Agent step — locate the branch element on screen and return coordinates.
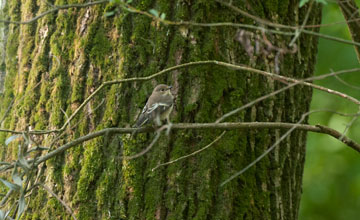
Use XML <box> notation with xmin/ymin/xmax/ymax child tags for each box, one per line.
<box><xmin>337</xmin><ymin>0</ymin><xmax>360</xmax><ymax>62</ymax></box>
<box><xmin>334</xmin><ymin>74</ymin><xmax>360</xmax><ymax>90</ymax></box>
<box><xmin>122</xmin><ymin>131</ymin><xmax>162</xmax><ymax>160</ymax></box>
<box><xmin>31</xmin><ymin>122</ymin><xmax>360</xmax><ymax>164</ymax></box>
<box><xmin>0</xmin><ymin>61</ymin><xmax>358</xmax><ymax>136</ymax></box>
<box><xmin>215</xmin><ymin>0</ymin><xmax>360</xmax><ymax>47</ymax></box>
<box><xmin>1</xmin><ymin>0</ymin><xmax>359</xmax><ymax>49</ymax></box>
<box><xmin>151</xmin><ymin>131</ymin><xmax>226</xmax><ymax>171</ymax></box>
<box><xmin>0</xmin><ymin>0</ymin><xmax>108</xmax><ymax>24</ymax></box>
<box><xmin>289</xmin><ymin>0</ymin><xmax>314</xmax><ymax>46</ymax></box>
<box><xmin>218</xmin><ymin>108</ymin><xmax>359</xmax><ymax>186</ymax></box>
<box><xmin>56</xmin><ymin>62</ymin><xmax>360</xmax><ymax>133</ymax></box>
<box><xmin>41</xmin><ymin>184</ymin><xmax>77</xmax><ymax>220</ymax></box>
<box><xmin>220</xmin><ymin>111</ymin><xmax>311</xmax><ymax>186</ymax></box>
<box><xmin>0</xmin><ymin>121</ymin><xmax>358</xmax><ymax>173</ymax></box>
<box><xmin>121</xmin><ymin>3</ymin><xmax>294</xmax><ymax>36</ymax></box>
<box><xmin>219</xmin><ymin>109</ymin><xmax>359</xmax><ymax>186</ymax></box>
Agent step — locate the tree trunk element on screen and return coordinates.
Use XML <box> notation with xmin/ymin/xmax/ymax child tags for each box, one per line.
<box><xmin>0</xmin><ymin>0</ymin><xmax>321</xmax><ymax>219</ymax></box>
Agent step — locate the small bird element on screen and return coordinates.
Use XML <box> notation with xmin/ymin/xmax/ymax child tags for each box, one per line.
<box><xmin>134</xmin><ymin>84</ymin><xmax>174</xmax><ymax>127</ymax></box>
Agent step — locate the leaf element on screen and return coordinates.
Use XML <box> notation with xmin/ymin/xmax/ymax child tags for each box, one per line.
<box><xmin>12</xmin><ymin>173</ymin><xmax>22</xmax><ymax>187</ymax></box>
<box><xmin>16</xmin><ymin>193</ymin><xmax>25</xmax><ymax>220</ymax></box>
<box><xmin>21</xmin><ymin>133</ymin><xmax>30</xmax><ymax>145</ymax></box>
<box><xmin>299</xmin><ymin>0</ymin><xmax>309</xmax><ymax>7</ymax></box>
<box><xmin>126</xmin><ymin>0</ymin><xmax>133</xmax><ymax>3</ymax></box>
<box><xmin>160</xmin><ymin>13</ymin><xmax>166</xmax><ymax>20</ymax></box>
<box><xmin>316</xmin><ymin>0</ymin><xmax>327</xmax><ymax>4</ymax></box>
<box><xmin>0</xmin><ymin>209</ymin><xmax>11</xmax><ymax>220</ymax></box>
<box><xmin>149</xmin><ymin>9</ymin><xmax>159</xmax><ymax>18</ymax></box>
<box><xmin>0</xmin><ymin>178</ymin><xmax>20</xmax><ymax>191</ymax></box>
<box><xmin>3</xmin><ymin>209</ymin><xmax>10</xmax><ymax>220</ymax></box>
<box><xmin>18</xmin><ymin>145</ymin><xmax>30</xmax><ymax>171</ymax></box>
<box><xmin>18</xmin><ymin>154</ymin><xmax>30</xmax><ymax>171</ymax></box>
<box><xmin>105</xmin><ymin>11</ymin><xmax>115</xmax><ymax>17</ymax></box>
<box><xmin>12</xmin><ymin>166</ymin><xmax>23</xmax><ymax>188</ymax></box>
<box><xmin>5</xmin><ymin>135</ymin><xmax>21</xmax><ymax>146</ymax></box>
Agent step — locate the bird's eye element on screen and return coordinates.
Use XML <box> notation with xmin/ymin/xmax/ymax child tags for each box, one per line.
<box><xmin>161</xmin><ymin>89</ymin><xmax>164</xmax><ymax>92</ymax></box>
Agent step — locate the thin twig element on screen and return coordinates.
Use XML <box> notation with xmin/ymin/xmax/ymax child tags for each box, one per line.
<box><xmin>121</xmin><ymin>4</ymin><xmax>294</xmax><ymax>36</ymax></box>
<box><xmin>301</xmin><ymin>18</ymin><xmax>360</xmax><ymax>28</ymax></box>
<box><xmin>334</xmin><ymin>74</ymin><xmax>360</xmax><ymax>90</ymax></box>
<box><xmin>220</xmin><ymin>109</ymin><xmax>316</xmax><ymax>186</ymax></box>
<box><xmin>339</xmin><ymin>106</ymin><xmax>360</xmax><ymax>140</ymax></box>
<box><xmin>122</xmin><ymin>131</ymin><xmax>162</xmax><ymax>160</ymax></box>
<box><xmin>0</xmin><ymin>0</ymin><xmax>108</xmax><ymax>25</ymax></box>
<box><xmin>0</xmin><ymin>0</ymin><xmax>359</xmax><ymax>49</ymax></box>
<box><xmin>216</xmin><ymin>82</ymin><xmax>299</xmax><ymax>123</ymax></box>
<box><xmin>337</xmin><ymin>0</ymin><xmax>360</xmax><ymax>62</ymax></box>
<box><xmin>31</xmin><ymin>121</ymin><xmax>360</xmax><ymax>163</ymax></box>
<box><xmin>289</xmin><ymin>0</ymin><xmax>314</xmax><ymax>46</ymax></box>
<box><xmin>151</xmin><ymin>131</ymin><xmax>226</xmax><ymax>171</ymax></box>
<box><xmin>0</xmin><ymin>99</ymin><xmax>15</xmax><ymax>125</ymax></box>
<box><xmin>41</xmin><ymin>184</ymin><xmax>77</xmax><ymax>220</ymax></box>
<box><xmin>215</xmin><ymin>0</ymin><xmax>360</xmax><ymax>47</ymax></box>
<box><xmin>215</xmin><ymin>65</ymin><xmax>360</xmax><ymax>124</ymax></box>
<box><xmin>0</xmin><ymin>62</ymin><xmax>358</xmax><ymax>136</ymax></box>
<box><xmin>59</xmin><ymin>62</ymin><xmax>360</xmax><ymax>134</ymax></box>
<box><xmin>0</xmin><ymin>189</ymin><xmax>13</xmax><ymax>207</ymax></box>
<box><xmin>0</xmin><ymin>119</ymin><xmax>359</xmax><ymax>174</ymax></box>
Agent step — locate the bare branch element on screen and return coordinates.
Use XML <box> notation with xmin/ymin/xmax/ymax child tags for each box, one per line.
<box><xmin>1</xmin><ymin>0</ymin><xmax>359</xmax><ymax>49</ymax></box>
<box><xmin>338</xmin><ymin>107</ymin><xmax>360</xmax><ymax>140</ymax></box>
<box><xmin>151</xmin><ymin>131</ymin><xmax>226</xmax><ymax>171</ymax></box>
<box><xmin>0</xmin><ymin>189</ymin><xmax>13</xmax><ymax>207</ymax></box>
<box><xmin>0</xmin><ymin>0</ymin><xmax>108</xmax><ymax>25</ymax></box>
<box><xmin>215</xmin><ymin>0</ymin><xmax>360</xmax><ymax>47</ymax></box>
<box><xmin>0</xmin><ymin>119</ymin><xmax>358</xmax><ymax>174</ymax></box>
<box><xmin>289</xmin><ymin>0</ymin><xmax>314</xmax><ymax>46</ymax></box>
<box><xmin>60</xmin><ymin>62</ymin><xmax>360</xmax><ymax>134</ymax></box>
<box><xmin>0</xmin><ymin>99</ymin><xmax>15</xmax><ymax>125</ymax></box>
<box><xmin>41</xmin><ymin>184</ymin><xmax>77</xmax><ymax>220</ymax></box>
<box><xmin>121</xmin><ymin>3</ymin><xmax>294</xmax><ymax>36</ymax></box>
<box><xmin>32</xmin><ymin>121</ymin><xmax>360</xmax><ymax>163</ymax></box>
<box><xmin>0</xmin><ymin>61</ymin><xmax>358</xmax><ymax>136</ymax></box>
<box><xmin>216</xmin><ymin>67</ymin><xmax>360</xmax><ymax>124</ymax></box>
<box><xmin>122</xmin><ymin>131</ymin><xmax>162</xmax><ymax>160</ymax></box>
<box><xmin>337</xmin><ymin>0</ymin><xmax>360</xmax><ymax>62</ymax></box>
<box><xmin>220</xmin><ymin>109</ymin><xmax>320</xmax><ymax>186</ymax></box>
<box><xmin>334</xmin><ymin>74</ymin><xmax>360</xmax><ymax>90</ymax></box>
<box><xmin>302</xmin><ymin>18</ymin><xmax>360</xmax><ymax>28</ymax></box>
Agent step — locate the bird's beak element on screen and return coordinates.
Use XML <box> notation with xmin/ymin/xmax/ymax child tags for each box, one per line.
<box><xmin>167</xmin><ymin>85</ymin><xmax>172</xmax><ymax>90</ymax></box>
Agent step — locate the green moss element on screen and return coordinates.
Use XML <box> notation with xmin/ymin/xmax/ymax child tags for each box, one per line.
<box><xmin>76</xmin><ymin>136</ymin><xmax>106</xmax><ymax>219</ymax></box>
<box><xmin>83</xmin><ymin>22</ymin><xmax>112</xmax><ymax>68</ymax></box>
<box><xmin>278</xmin><ymin>0</ymin><xmax>290</xmax><ymax>17</ymax></box>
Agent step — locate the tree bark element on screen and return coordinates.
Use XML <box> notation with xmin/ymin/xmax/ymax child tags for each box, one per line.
<box><xmin>0</xmin><ymin>0</ymin><xmax>321</xmax><ymax>219</ymax></box>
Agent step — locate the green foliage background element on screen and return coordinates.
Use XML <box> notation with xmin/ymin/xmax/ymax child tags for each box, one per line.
<box><xmin>300</xmin><ymin>1</ymin><xmax>360</xmax><ymax>219</ymax></box>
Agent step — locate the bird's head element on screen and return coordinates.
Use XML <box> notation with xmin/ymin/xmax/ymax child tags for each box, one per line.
<box><xmin>153</xmin><ymin>84</ymin><xmax>173</xmax><ymax>96</ymax></box>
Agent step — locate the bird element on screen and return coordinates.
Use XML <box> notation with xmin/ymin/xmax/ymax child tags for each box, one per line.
<box><xmin>134</xmin><ymin>84</ymin><xmax>174</xmax><ymax>128</ymax></box>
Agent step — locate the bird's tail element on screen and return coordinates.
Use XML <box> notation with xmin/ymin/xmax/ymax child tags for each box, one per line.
<box><xmin>133</xmin><ymin>114</ymin><xmax>149</xmax><ymax>128</ymax></box>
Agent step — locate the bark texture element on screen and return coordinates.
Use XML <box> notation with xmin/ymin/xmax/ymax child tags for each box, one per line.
<box><xmin>0</xmin><ymin>0</ymin><xmax>321</xmax><ymax>219</ymax></box>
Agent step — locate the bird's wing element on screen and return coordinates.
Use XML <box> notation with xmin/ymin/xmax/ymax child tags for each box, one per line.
<box><xmin>135</xmin><ymin>99</ymin><xmax>173</xmax><ymax>127</ymax></box>
<box><xmin>134</xmin><ymin>104</ymin><xmax>150</xmax><ymax>127</ymax></box>
<box><xmin>146</xmin><ymin>102</ymin><xmax>171</xmax><ymax>113</ymax></box>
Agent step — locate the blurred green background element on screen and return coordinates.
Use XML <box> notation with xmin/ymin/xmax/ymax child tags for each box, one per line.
<box><xmin>299</xmin><ymin>1</ymin><xmax>360</xmax><ymax>220</ymax></box>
